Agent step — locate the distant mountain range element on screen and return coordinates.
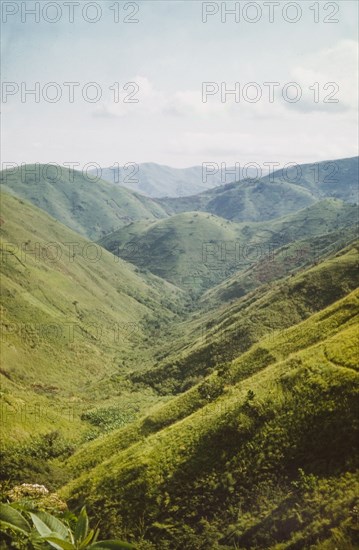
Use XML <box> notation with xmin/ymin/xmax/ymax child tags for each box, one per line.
<box><xmin>1</xmin><ymin>158</ymin><xmax>357</xmax><ymax>243</ymax></box>
<box><xmin>157</xmin><ymin>156</ymin><xmax>359</xmax><ymax>221</ymax></box>
<box><xmin>94</xmin><ymin>162</ymin><xmax>259</xmax><ymax>198</ymax></box>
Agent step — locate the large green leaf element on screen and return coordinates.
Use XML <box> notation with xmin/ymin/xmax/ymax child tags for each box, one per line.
<box><xmin>0</xmin><ymin>503</ymin><xmax>31</xmax><ymax>534</ymax></box>
<box><xmin>30</xmin><ymin>511</ymin><xmax>69</xmax><ymax>540</ymax></box>
<box><xmin>78</xmin><ymin>528</ymin><xmax>96</xmax><ymax>548</ymax></box>
<box><xmin>43</xmin><ymin>536</ymin><xmax>74</xmax><ymax>550</ymax></box>
<box><xmin>74</xmin><ymin>506</ymin><xmax>89</xmax><ymax>544</ymax></box>
<box><xmin>89</xmin><ymin>541</ymin><xmax>135</xmax><ymax>549</ymax></box>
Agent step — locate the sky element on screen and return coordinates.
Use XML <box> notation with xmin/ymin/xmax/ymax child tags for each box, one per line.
<box><xmin>1</xmin><ymin>0</ymin><xmax>358</xmax><ymax>169</ymax></box>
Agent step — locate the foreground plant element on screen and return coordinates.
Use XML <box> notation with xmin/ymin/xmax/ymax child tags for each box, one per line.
<box><xmin>7</xmin><ymin>483</ymin><xmax>68</xmax><ymax>515</ymax></box>
<box><xmin>0</xmin><ymin>503</ymin><xmax>134</xmax><ymax>549</ymax></box>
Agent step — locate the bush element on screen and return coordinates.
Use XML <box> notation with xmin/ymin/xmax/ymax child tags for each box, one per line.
<box><xmin>81</xmin><ymin>406</ymin><xmax>136</xmax><ymax>432</ymax></box>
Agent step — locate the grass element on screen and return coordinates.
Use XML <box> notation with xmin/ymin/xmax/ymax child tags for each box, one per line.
<box><xmin>202</xmin><ymin>225</ymin><xmax>358</xmax><ymax>307</ymax></box>
<box><xmin>99</xmin><ymin>198</ymin><xmax>357</xmax><ymax>293</ymax></box>
<box><xmin>128</xmin><ymin>240</ymin><xmax>359</xmax><ymax>393</ymax></box>
<box><xmin>0</xmin><ymin>191</ymin><xmax>184</xmax><ymax>445</ymax></box>
<box><xmin>156</xmin><ymin>156</ymin><xmax>358</xmax><ymax>221</ymax></box>
<box><xmin>0</xmin><ymin>165</ymin><xmax>168</xmax><ymax>240</ymax></box>
<box><xmin>60</xmin><ymin>287</ymin><xmax>359</xmax><ymax>549</ymax></box>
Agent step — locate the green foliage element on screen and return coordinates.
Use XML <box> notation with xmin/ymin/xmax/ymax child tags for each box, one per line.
<box><xmin>198</xmin><ymin>375</ymin><xmax>225</xmax><ymax>401</ymax></box>
<box><xmin>291</xmin><ymin>468</ymin><xmax>319</xmax><ymax>493</ymax></box>
<box><xmin>5</xmin><ymin>484</ymin><xmax>67</xmax><ymax>516</ymax></box>
<box><xmin>0</xmin><ymin>432</ymin><xmax>75</xmax><ymax>491</ymax></box>
<box><xmin>0</xmin><ymin>503</ymin><xmax>31</xmax><ymax>534</ymax></box>
<box><xmin>0</xmin><ymin>504</ymin><xmax>134</xmax><ymax>550</ymax></box>
<box><xmin>62</xmin><ymin>287</ymin><xmax>359</xmax><ymax>549</ymax></box>
<box><xmin>81</xmin><ymin>407</ymin><xmax>136</xmax><ymax>433</ymax></box>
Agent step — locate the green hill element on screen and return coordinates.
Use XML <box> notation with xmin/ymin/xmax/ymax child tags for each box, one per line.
<box><xmin>157</xmin><ymin>156</ymin><xmax>358</xmax><ymax>222</ymax></box>
<box><xmin>63</xmin><ymin>243</ymin><xmax>359</xmax><ymax>476</ymax></box>
<box><xmin>0</xmin><ymin>192</ymin><xmax>183</xmax><ymax>444</ymax></box>
<box><xmin>156</xmin><ymin>178</ymin><xmax>314</xmax><ymax>221</ymax></box>
<box><xmin>62</xmin><ymin>285</ymin><xmax>359</xmax><ymax>549</ymax></box>
<box><xmin>2</xmin><ymin>158</ymin><xmax>356</xmax><ymax>245</ymax></box>
<box><xmin>99</xmin><ymin>199</ymin><xmax>357</xmax><ymax>293</ymax></box>
<box><xmin>259</xmin><ymin>155</ymin><xmax>358</xmax><ymax>202</ymax></box>
<box><xmin>203</xmin><ymin>225</ymin><xmax>358</xmax><ymax>307</ymax></box>
<box><xmin>99</xmin><ymin>211</ymin><xmax>241</xmax><ymax>291</ymax></box>
<box><xmin>0</xmin><ymin>164</ymin><xmax>168</xmax><ymax>240</ymax></box>
<box><xmin>129</xmin><ymin>240</ymin><xmax>359</xmax><ymax>393</ymax></box>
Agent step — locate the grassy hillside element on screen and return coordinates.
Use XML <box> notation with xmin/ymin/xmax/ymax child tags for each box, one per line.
<box><xmin>156</xmin><ymin>178</ymin><xmax>314</xmax><ymax>221</ymax></box>
<box><xmin>129</xmin><ymin>240</ymin><xmax>359</xmax><ymax>393</ymax></box>
<box><xmin>99</xmin><ymin>199</ymin><xmax>357</xmax><ymax>293</ymax></box>
<box><xmin>60</xmin><ymin>242</ymin><xmax>359</xmax><ymax>476</ymax></box>
<box><xmin>0</xmin><ymin>192</ymin><xmax>184</xmax><ymax>445</ymax></box>
<box><xmin>259</xmin><ymin>155</ymin><xmax>358</xmax><ymax>202</ymax></box>
<box><xmin>61</xmin><ymin>287</ymin><xmax>359</xmax><ymax>549</ymax></box>
<box><xmin>0</xmin><ymin>164</ymin><xmax>168</xmax><ymax>240</ymax></box>
<box><xmin>203</xmin><ymin>225</ymin><xmax>358</xmax><ymax>307</ymax></box>
<box><xmin>157</xmin><ymin>156</ymin><xmax>358</xmax><ymax>222</ymax></box>
<box><xmin>99</xmin><ymin>212</ymin><xmax>241</xmax><ymax>292</ymax></box>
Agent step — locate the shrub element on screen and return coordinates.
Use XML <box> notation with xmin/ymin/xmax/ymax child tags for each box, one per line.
<box><xmin>0</xmin><ymin>503</ymin><xmax>135</xmax><ymax>549</ymax></box>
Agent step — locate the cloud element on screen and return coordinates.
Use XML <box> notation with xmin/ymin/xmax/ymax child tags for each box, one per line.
<box><xmin>166</xmin><ymin>90</ymin><xmax>229</xmax><ymax>117</ymax></box>
<box><xmin>283</xmin><ymin>40</ymin><xmax>358</xmax><ymax>113</ymax></box>
<box><xmin>167</xmin><ymin>124</ymin><xmax>358</xmax><ymax>166</ymax></box>
<box><xmin>93</xmin><ymin>77</ymin><xmax>229</xmax><ymax>119</ymax></box>
<box><xmin>93</xmin><ymin>76</ymin><xmax>166</xmax><ymax>118</ymax></box>
<box><xmin>93</xmin><ymin>40</ymin><xmax>359</xmax><ymax>124</ymax></box>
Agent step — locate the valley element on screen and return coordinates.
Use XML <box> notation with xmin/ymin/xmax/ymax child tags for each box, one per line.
<box><xmin>0</xmin><ymin>156</ymin><xmax>358</xmax><ymax>550</ymax></box>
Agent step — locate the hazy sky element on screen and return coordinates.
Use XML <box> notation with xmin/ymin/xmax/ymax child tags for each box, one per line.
<box><xmin>1</xmin><ymin>0</ymin><xmax>358</xmax><ymax>168</ymax></box>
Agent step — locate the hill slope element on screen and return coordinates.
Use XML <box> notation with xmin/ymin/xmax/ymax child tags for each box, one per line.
<box><xmin>157</xmin><ymin>156</ymin><xmax>358</xmax><ymax>222</ymax></box>
<box><xmin>202</xmin><ymin>224</ymin><xmax>359</xmax><ymax>307</ymax></box>
<box><xmin>99</xmin><ymin>211</ymin><xmax>241</xmax><ymax>291</ymax></box>
<box><xmin>0</xmin><ymin>165</ymin><xmax>168</xmax><ymax>240</ymax></box>
<box><xmin>0</xmin><ymin>192</ymin><xmax>183</xmax><ymax>443</ymax></box>
<box><xmin>62</xmin><ymin>285</ymin><xmax>359</xmax><ymax>549</ymax></box>
<box><xmin>129</xmin><ymin>240</ymin><xmax>359</xmax><ymax>393</ymax></box>
<box><xmin>99</xmin><ymin>199</ymin><xmax>358</xmax><ymax>292</ymax></box>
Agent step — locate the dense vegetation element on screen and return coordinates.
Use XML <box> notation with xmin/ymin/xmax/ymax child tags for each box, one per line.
<box><xmin>129</xmin><ymin>241</ymin><xmax>359</xmax><ymax>393</ymax></box>
<box><xmin>0</xmin><ymin>500</ymin><xmax>134</xmax><ymax>549</ymax></box>
<box><xmin>62</xmin><ymin>289</ymin><xmax>359</xmax><ymax>549</ymax></box>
